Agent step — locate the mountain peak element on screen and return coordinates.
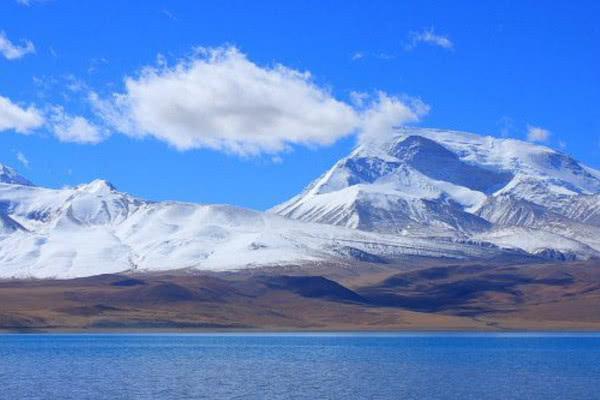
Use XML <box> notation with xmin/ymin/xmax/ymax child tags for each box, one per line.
<box><xmin>0</xmin><ymin>163</ymin><xmax>33</xmax><ymax>186</ymax></box>
<box><xmin>78</xmin><ymin>179</ymin><xmax>117</xmax><ymax>193</ymax></box>
<box><xmin>273</xmin><ymin>127</ymin><xmax>600</xmax><ymax>246</ymax></box>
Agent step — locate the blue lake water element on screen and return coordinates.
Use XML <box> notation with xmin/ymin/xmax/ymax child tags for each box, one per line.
<box><xmin>1</xmin><ymin>333</ymin><xmax>599</xmax><ymax>399</ymax></box>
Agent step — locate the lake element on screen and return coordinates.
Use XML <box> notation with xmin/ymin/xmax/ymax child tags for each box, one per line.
<box><xmin>0</xmin><ymin>333</ymin><xmax>599</xmax><ymax>399</ymax></box>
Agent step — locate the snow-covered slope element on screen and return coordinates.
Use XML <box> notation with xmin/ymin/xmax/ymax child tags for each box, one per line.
<box><xmin>0</xmin><ymin>162</ymin><xmax>513</xmax><ymax>278</ymax></box>
<box><xmin>272</xmin><ymin>127</ymin><xmax>600</xmax><ymax>259</ymax></box>
<box><xmin>2</xmin><ymin>127</ymin><xmax>599</xmax><ymax>278</ymax></box>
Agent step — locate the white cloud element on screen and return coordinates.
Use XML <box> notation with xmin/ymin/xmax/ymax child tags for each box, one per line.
<box><xmin>16</xmin><ymin>151</ymin><xmax>29</xmax><ymax>168</ymax></box>
<box><xmin>49</xmin><ymin>107</ymin><xmax>104</xmax><ymax>144</ymax></box>
<box><xmin>407</xmin><ymin>28</ymin><xmax>454</xmax><ymax>50</ymax></box>
<box><xmin>375</xmin><ymin>53</ymin><xmax>395</xmax><ymax>60</ymax></box>
<box><xmin>0</xmin><ymin>95</ymin><xmax>44</xmax><ymax>133</ymax></box>
<box><xmin>95</xmin><ymin>47</ymin><xmax>411</xmax><ymax>155</ymax></box>
<box><xmin>64</xmin><ymin>75</ymin><xmax>86</xmax><ymax>93</ymax></box>
<box><xmin>162</xmin><ymin>9</ymin><xmax>177</xmax><ymax>21</ymax></box>
<box><xmin>498</xmin><ymin>116</ymin><xmax>514</xmax><ymax>138</ymax></box>
<box><xmin>16</xmin><ymin>0</ymin><xmax>48</xmax><ymax>6</ymax></box>
<box><xmin>350</xmin><ymin>52</ymin><xmax>396</xmax><ymax>61</ymax></box>
<box><xmin>0</xmin><ymin>31</ymin><xmax>35</xmax><ymax>60</ymax></box>
<box><xmin>527</xmin><ymin>125</ymin><xmax>551</xmax><ymax>143</ymax></box>
<box><xmin>358</xmin><ymin>92</ymin><xmax>429</xmax><ymax>144</ymax></box>
<box><xmin>349</xmin><ymin>91</ymin><xmax>369</xmax><ymax>108</ymax></box>
<box><xmin>87</xmin><ymin>57</ymin><xmax>109</xmax><ymax>74</ymax></box>
<box><xmin>351</xmin><ymin>52</ymin><xmax>364</xmax><ymax>60</ymax></box>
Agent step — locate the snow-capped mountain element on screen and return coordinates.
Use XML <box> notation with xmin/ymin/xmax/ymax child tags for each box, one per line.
<box><xmin>1</xmin><ymin>127</ymin><xmax>599</xmax><ymax>278</ymax></box>
<box><xmin>272</xmin><ymin>127</ymin><xmax>600</xmax><ymax>259</ymax></box>
<box><xmin>0</xmin><ymin>162</ymin><xmax>512</xmax><ymax>278</ymax></box>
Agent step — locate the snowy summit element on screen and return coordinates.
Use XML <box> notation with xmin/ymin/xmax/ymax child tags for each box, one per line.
<box><xmin>1</xmin><ymin>128</ymin><xmax>600</xmax><ymax>278</ymax></box>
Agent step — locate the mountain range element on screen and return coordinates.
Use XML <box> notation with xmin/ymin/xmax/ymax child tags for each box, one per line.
<box><xmin>2</xmin><ymin>127</ymin><xmax>600</xmax><ymax>278</ymax></box>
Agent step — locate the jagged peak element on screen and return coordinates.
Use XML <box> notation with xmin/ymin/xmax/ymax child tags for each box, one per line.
<box><xmin>76</xmin><ymin>179</ymin><xmax>117</xmax><ymax>193</ymax></box>
<box><xmin>0</xmin><ymin>163</ymin><xmax>33</xmax><ymax>186</ymax></box>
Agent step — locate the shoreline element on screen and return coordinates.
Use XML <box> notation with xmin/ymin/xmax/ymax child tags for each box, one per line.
<box><xmin>3</xmin><ymin>326</ymin><xmax>600</xmax><ymax>334</ymax></box>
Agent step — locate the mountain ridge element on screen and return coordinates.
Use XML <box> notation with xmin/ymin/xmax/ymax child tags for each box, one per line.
<box><xmin>1</xmin><ymin>127</ymin><xmax>600</xmax><ymax>278</ymax></box>
<box><xmin>271</xmin><ymin>127</ymin><xmax>600</xmax><ymax>257</ymax></box>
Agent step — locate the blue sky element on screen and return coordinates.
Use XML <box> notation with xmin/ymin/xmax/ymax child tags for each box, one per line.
<box><xmin>0</xmin><ymin>0</ymin><xmax>598</xmax><ymax>209</ymax></box>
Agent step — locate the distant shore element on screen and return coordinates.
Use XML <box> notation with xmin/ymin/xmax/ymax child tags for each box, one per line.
<box><xmin>1</xmin><ymin>260</ymin><xmax>600</xmax><ymax>332</ymax></box>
